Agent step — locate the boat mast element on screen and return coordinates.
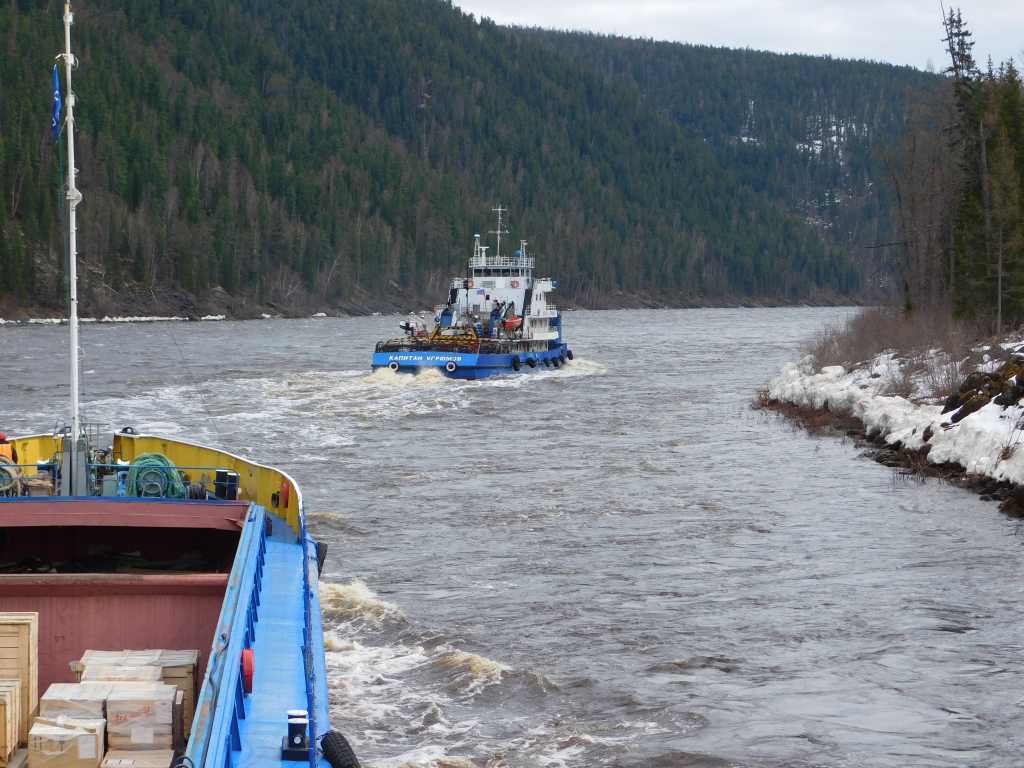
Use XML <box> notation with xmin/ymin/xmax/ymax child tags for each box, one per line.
<box><xmin>490</xmin><ymin>204</ymin><xmax>507</xmax><ymax>259</ymax></box>
<box><xmin>60</xmin><ymin>2</ymin><xmax>85</xmax><ymax>493</ymax></box>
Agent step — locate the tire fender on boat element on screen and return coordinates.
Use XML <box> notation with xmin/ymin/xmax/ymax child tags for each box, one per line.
<box><xmin>527</xmin><ymin>358</ymin><xmax>537</xmax><ymax>368</ymax></box>
<box><xmin>567</xmin><ymin>349</ymin><xmax>574</xmax><ymax>360</ymax></box>
<box><xmin>445</xmin><ymin>361</ymin><xmax>457</xmax><ymax>373</ymax></box>
<box><xmin>388</xmin><ymin>361</ymin><xmax>399</xmax><ymax>372</ymax></box>
<box><xmin>511</xmin><ymin>357</ymin><xmax>521</xmax><ymax>371</ymax></box>
<box><xmin>321</xmin><ymin>730</ymin><xmax>362</xmax><ymax>768</ymax></box>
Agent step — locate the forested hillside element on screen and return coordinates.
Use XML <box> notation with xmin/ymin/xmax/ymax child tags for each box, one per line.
<box><xmin>0</xmin><ymin>0</ymin><xmax>931</xmax><ymax>316</ymax></box>
<box><xmin>520</xmin><ymin>31</ymin><xmax>940</xmax><ymax>278</ymax></box>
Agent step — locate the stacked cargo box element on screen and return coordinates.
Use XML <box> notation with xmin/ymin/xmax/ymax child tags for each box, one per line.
<box><xmin>32</xmin><ymin>683</ymin><xmax>177</xmax><ymax>768</ymax></box>
<box><xmin>25</xmin><ymin>648</ymin><xmax>199</xmax><ymax>768</ymax></box>
<box><xmin>27</xmin><ymin>718</ymin><xmax>104</xmax><ymax>768</ymax></box>
<box><xmin>70</xmin><ymin>652</ymin><xmax>197</xmax><ymax>736</ymax></box>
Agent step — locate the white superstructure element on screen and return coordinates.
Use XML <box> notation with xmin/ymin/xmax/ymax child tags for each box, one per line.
<box><xmin>441</xmin><ymin>205</ymin><xmax>560</xmax><ymax>342</ymax></box>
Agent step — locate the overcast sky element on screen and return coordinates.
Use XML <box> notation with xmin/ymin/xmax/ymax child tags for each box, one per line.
<box><xmin>454</xmin><ymin>1</ymin><xmax>1021</xmax><ymax>70</ymax></box>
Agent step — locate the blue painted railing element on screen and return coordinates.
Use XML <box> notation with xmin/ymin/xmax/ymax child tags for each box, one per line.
<box><xmin>185</xmin><ymin>504</ymin><xmax>267</xmax><ymax>768</ymax></box>
<box><xmin>300</xmin><ymin>512</ymin><xmax>330</xmax><ymax>767</ymax></box>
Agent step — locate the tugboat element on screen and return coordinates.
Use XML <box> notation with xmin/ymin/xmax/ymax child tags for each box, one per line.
<box><xmin>0</xmin><ymin>6</ymin><xmax>359</xmax><ymax>767</ymax></box>
<box><xmin>372</xmin><ymin>206</ymin><xmax>574</xmax><ymax>379</ymax></box>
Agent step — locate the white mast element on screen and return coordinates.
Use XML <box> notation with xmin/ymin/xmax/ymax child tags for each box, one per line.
<box><xmin>60</xmin><ymin>2</ymin><xmax>84</xmax><ymax>492</ymax></box>
<box><xmin>490</xmin><ymin>204</ymin><xmax>507</xmax><ymax>259</ymax></box>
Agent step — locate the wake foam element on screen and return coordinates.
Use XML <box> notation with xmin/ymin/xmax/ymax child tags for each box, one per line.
<box><xmin>320</xmin><ymin>579</ymin><xmax>403</xmax><ymax>627</ymax></box>
<box><xmin>432</xmin><ymin>650</ymin><xmax>510</xmax><ymax>695</ymax></box>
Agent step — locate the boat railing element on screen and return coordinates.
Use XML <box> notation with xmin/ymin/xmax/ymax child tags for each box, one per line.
<box><xmin>300</xmin><ymin>505</ymin><xmax>328</xmax><ymax>766</ymax></box>
<box><xmin>0</xmin><ymin>461</ymin><xmax>250</xmax><ymax>499</ymax></box>
<box><xmin>186</xmin><ymin>503</ymin><xmax>269</xmax><ymax>767</ymax></box>
<box><xmin>469</xmin><ymin>255</ymin><xmax>535</xmax><ymax>269</ymax></box>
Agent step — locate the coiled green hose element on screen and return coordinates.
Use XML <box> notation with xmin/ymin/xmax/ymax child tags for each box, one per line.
<box><xmin>125</xmin><ymin>452</ymin><xmax>187</xmax><ymax>499</ymax></box>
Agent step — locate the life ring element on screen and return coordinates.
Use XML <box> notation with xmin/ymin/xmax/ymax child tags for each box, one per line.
<box><xmin>510</xmin><ymin>280</ymin><xmax>519</xmax><ymax>288</ymax></box>
<box><xmin>511</xmin><ymin>357</ymin><xmax>521</xmax><ymax>371</ymax></box>
<box><xmin>444</xmin><ymin>361</ymin><xmax>457</xmax><ymax>373</ymax></box>
<box><xmin>388</xmin><ymin>361</ymin><xmax>399</xmax><ymax>372</ymax></box>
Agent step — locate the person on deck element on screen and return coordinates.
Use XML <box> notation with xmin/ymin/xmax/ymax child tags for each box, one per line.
<box><xmin>0</xmin><ymin>433</ymin><xmax>17</xmax><ymax>464</ymax></box>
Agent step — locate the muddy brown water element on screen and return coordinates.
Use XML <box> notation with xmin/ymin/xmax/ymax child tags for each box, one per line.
<box><xmin>3</xmin><ymin>308</ymin><xmax>1022</xmax><ymax>767</ymax></box>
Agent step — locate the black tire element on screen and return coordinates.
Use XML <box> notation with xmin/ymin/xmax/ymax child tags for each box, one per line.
<box><xmin>511</xmin><ymin>357</ymin><xmax>521</xmax><ymax>371</ymax></box>
<box><xmin>566</xmin><ymin>349</ymin><xmax>574</xmax><ymax>360</ymax></box>
<box><xmin>321</xmin><ymin>730</ymin><xmax>361</xmax><ymax>768</ymax></box>
<box><xmin>527</xmin><ymin>358</ymin><xmax>537</xmax><ymax>368</ymax></box>
<box><xmin>543</xmin><ymin>358</ymin><xmax>551</xmax><ymax>367</ymax></box>
<box><xmin>559</xmin><ymin>352</ymin><xmax>566</xmax><ymax>364</ymax></box>
<box><xmin>315</xmin><ymin>539</ymin><xmax>329</xmax><ymax>576</ymax></box>
<box><xmin>552</xmin><ymin>358</ymin><xmax>560</xmax><ymax>368</ymax></box>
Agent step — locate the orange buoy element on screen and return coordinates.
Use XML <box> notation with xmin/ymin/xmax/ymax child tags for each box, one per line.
<box><xmin>241</xmin><ymin>648</ymin><xmax>255</xmax><ymax>693</ymax></box>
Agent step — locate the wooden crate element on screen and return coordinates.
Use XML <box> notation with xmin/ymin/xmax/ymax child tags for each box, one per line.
<box><xmin>0</xmin><ymin>679</ymin><xmax>21</xmax><ymax>765</ymax></box>
<box><xmin>0</xmin><ymin>614</ymin><xmax>37</xmax><ymax>747</ymax></box>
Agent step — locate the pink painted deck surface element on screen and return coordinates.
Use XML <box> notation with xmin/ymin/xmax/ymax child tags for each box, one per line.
<box><xmin>0</xmin><ymin>573</ymin><xmax>227</xmax><ymax>694</ymax></box>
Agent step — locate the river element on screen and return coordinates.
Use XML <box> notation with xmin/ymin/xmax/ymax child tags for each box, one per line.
<box><xmin>2</xmin><ymin>308</ymin><xmax>1021</xmax><ymax>767</ymax></box>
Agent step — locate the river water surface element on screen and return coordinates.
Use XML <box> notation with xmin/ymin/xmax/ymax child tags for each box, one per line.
<box><xmin>2</xmin><ymin>308</ymin><xmax>1022</xmax><ymax>767</ymax></box>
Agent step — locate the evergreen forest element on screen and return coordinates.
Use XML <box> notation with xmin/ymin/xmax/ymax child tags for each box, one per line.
<box><xmin>888</xmin><ymin>11</ymin><xmax>1024</xmax><ymax>333</ymax></box>
<box><xmin>0</xmin><ymin>0</ymin><xmax>954</xmax><ymax>316</ymax></box>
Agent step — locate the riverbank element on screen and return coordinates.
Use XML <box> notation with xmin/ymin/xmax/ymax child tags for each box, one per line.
<box><xmin>761</xmin><ymin>337</ymin><xmax>1024</xmax><ymax>516</ymax></box>
<box><xmin>0</xmin><ymin>287</ymin><xmax>858</xmax><ymax>323</ymax></box>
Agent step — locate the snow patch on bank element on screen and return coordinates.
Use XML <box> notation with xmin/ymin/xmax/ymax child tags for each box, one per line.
<box><xmin>1</xmin><ymin>315</ymin><xmax>216</xmax><ymax>325</ymax></box>
<box><xmin>768</xmin><ymin>353</ymin><xmax>1024</xmax><ymax>485</ymax></box>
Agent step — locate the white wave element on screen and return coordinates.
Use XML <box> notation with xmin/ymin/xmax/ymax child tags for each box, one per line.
<box><xmin>320</xmin><ymin>580</ymin><xmax>403</xmax><ymax>627</ymax></box>
<box><xmin>371</xmin><ymin>748</ymin><xmax>477</xmax><ymax>768</ymax></box>
<box><xmin>432</xmin><ymin>650</ymin><xmax>510</xmax><ymax>696</ymax></box>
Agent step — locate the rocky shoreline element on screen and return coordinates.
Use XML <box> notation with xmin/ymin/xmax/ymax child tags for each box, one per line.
<box><xmin>0</xmin><ymin>289</ymin><xmax>859</xmax><ymax>324</ymax></box>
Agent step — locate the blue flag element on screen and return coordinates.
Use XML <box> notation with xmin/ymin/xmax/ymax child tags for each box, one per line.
<box><xmin>51</xmin><ymin>64</ymin><xmax>62</xmax><ymax>141</ymax></box>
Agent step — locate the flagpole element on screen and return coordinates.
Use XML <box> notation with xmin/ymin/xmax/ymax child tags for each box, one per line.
<box><xmin>61</xmin><ymin>1</ymin><xmax>83</xmax><ymax>491</ymax></box>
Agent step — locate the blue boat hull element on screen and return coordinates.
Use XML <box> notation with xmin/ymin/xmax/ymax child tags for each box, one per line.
<box><xmin>372</xmin><ymin>343</ymin><xmax>573</xmax><ymax>379</ymax></box>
